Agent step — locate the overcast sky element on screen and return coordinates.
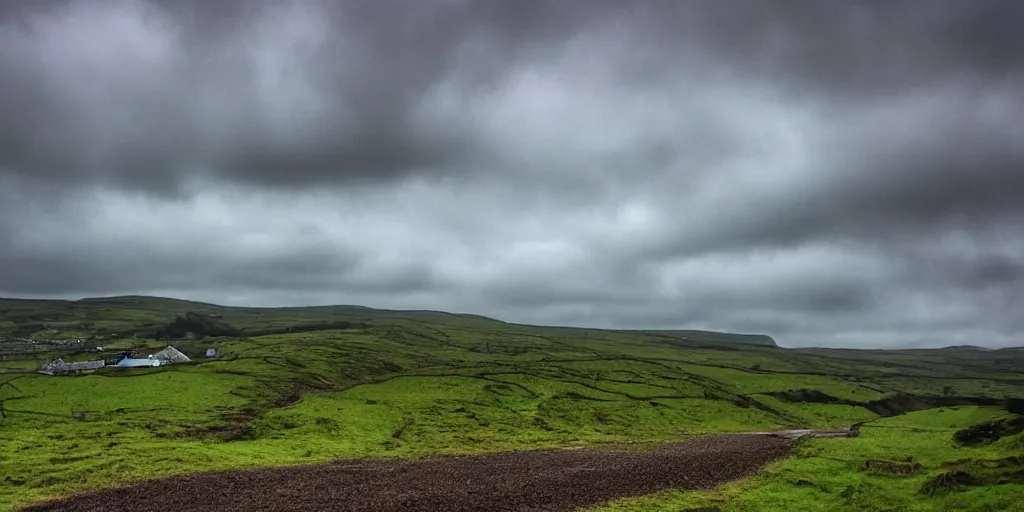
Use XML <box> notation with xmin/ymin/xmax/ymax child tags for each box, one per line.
<box><xmin>2</xmin><ymin>0</ymin><xmax>1023</xmax><ymax>348</ymax></box>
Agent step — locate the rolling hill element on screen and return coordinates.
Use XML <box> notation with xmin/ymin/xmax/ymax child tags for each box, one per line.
<box><xmin>2</xmin><ymin>296</ymin><xmax>1023</xmax><ymax>511</ymax></box>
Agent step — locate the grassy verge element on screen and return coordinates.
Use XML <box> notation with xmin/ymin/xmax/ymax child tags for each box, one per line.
<box><xmin>591</xmin><ymin>407</ymin><xmax>1024</xmax><ymax>512</ymax></box>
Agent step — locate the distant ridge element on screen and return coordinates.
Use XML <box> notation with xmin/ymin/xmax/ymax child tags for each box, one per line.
<box><xmin>641</xmin><ymin>329</ymin><xmax>778</xmax><ymax>348</ymax></box>
<box><xmin>0</xmin><ymin>294</ymin><xmax>779</xmax><ymax>348</ymax></box>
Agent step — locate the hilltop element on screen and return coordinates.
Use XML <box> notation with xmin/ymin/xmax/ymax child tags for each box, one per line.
<box><xmin>2</xmin><ymin>295</ymin><xmax>1023</xmax><ymax>511</ymax></box>
<box><xmin>0</xmin><ymin>295</ymin><xmax>779</xmax><ymax>347</ymax></box>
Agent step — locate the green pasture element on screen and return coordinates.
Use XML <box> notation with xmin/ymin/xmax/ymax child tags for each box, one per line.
<box><xmin>2</xmin><ymin>296</ymin><xmax>1023</xmax><ymax>510</ymax></box>
<box><xmin>593</xmin><ymin>407</ymin><xmax>1024</xmax><ymax>512</ymax></box>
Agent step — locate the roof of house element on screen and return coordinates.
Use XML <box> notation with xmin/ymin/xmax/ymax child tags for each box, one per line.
<box><xmin>152</xmin><ymin>345</ymin><xmax>191</xmax><ymax>363</ymax></box>
<box><xmin>116</xmin><ymin>358</ymin><xmax>161</xmax><ymax>368</ymax></box>
<box><xmin>64</xmin><ymin>360</ymin><xmax>105</xmax><ymax>371</ymax></box>
<box><xmin>40</xmin><ymin>358</ymin><xmax>105</xmax><ymax>373</ymax></box>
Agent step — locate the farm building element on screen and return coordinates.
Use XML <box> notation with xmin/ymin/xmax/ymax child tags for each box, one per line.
<box><xmin>152</xmin><ymin>345</ymin><xmax>191</xmax><ymax>363</ymax></box>
<box><xmin>115</xmin><ymin>357</ymin><xmax>162</xmax><ymax>368</ymax></box>
<box><xmin>39</xmin><ymin>358</ymin><xmax>64</xmax><ymax>374</ymax></box>
<box><xmin>65</xmin><ymin>360</ymin><xmax>106</xmax><ymax>372</ymax></box>
<box><xmin>39</xmin><ymin>358</ymin><xmax>105</xmax><ymax>375</ymax></box>
<box><xmin>111</xmin><ymin>345</ymin><xmax>190</xmax><ymax>369</ymax></box>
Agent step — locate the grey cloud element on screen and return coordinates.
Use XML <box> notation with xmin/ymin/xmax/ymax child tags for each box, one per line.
<box><xmin>0</xmin><ymin>240</ymin><xmax>440</xmax><ymax>296</ymax></box>
<box><xmin>0</xmin><ymin>0</ymin><xmax>472</xmax><ymax>194</ymax></box>
<box><xmin>642</xmin><ymin>87</ymin><xmax>1024</xmax><ymax>261</ymax></box>
<box><xmin>0</xmin><ymin>0</ymin><xmax>629</xmax><ymax>194</ymax></box>
<box><xmin>1</xmin><ymin>0</ymin><xmax>1024</xmax><ymax>349</ymax></box>
<box><xmin>665</xmin><ymin>0</ymin><xmax>1024</xmax><ymax>97</ymax></box>
<box><xmin>0</xmin><ymin>182</ymin><xmax>440</xmax><ymax>296</ymax></box>
<box><xmin>970</xmin><ymin>256</ymin><xmax>1024</xmax><ymax>286</ymax></box>
<box><xmin>0</xmin><ymin>239</ymin><xmax>349</xmax><ymax>295</ymax></box>
<box><xmin>3</xmin><ymin>0</ymin><xmax>1022</xmax><ymax>195</ymax></box>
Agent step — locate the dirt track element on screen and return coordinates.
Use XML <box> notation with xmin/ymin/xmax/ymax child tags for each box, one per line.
<box><xmin>24</xmin><ymin>434</ymin><xmax>791</xmax><ymax>512</ymax></box>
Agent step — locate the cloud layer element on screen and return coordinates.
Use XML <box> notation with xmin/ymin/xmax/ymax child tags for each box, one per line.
<box><xmin>2</xmin><ymin>0</ymin><xmax>1023</xmax><ymax>347</ymax></box>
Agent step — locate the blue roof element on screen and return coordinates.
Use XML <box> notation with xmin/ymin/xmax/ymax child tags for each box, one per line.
<box><xmin>115</xmin><ymin>358</ymin><xmax>160</xmax><ymax>368</ymax></box>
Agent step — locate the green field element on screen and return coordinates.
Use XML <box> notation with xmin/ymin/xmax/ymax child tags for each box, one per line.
<box><xmin>597</xmin><ymin>408</ymin><xmax>1024</xmax><ymax>512</ymax></box>
<box><xmin>2</xmin><ymin>296</ymin><xmax>1023</xmax><ymax>511</ymax></box>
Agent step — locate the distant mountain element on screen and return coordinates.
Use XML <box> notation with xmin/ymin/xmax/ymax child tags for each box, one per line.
<box><xmin>640</xmin><ymin>330</ymin><xmax>778</xmax><ymax>348</ymax></box>
<box><xmin>0</xmin><ymin>295</ymin><xmax>778</xmax><ymax>348</ymax></box>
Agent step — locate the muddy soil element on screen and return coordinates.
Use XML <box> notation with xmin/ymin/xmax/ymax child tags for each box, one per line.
<box><xmin>24</xmin><ymin>434</ymin><xmax>791</xmax><ymax>512</ymax></box>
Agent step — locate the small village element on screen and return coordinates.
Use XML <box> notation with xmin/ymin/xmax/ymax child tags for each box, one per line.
<box><xmin>36</xmin><ymin>345</ymin><xmax>218</xmax><ymax>375</ymax></box>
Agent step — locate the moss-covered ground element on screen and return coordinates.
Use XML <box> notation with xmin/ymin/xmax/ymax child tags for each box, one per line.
<box><xmin>2</xmin><ymin>296</ymin><xmax>1023</xmax><ymax>510</ymax></box>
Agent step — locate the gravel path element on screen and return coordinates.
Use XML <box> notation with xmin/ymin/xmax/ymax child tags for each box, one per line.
<box><xmin>24</xmin><ymin>434</ymin><xmax>791</xmax><ymax>512</ymax></box>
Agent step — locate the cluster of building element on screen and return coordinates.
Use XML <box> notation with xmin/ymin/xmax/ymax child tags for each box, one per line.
<box><xmin>38</xmin><ymin>345</ymin><xmax>218</xmax><ymax>375</ymax></box>
<box><xmin>113</xmin><ymin>345</ymin><xmax>192</xmax><ymax>368</ymax></box>
<box><xmin>38</xmin><ymin>358</ymin><xmax>105</xmax><ymax>375</ymax></box>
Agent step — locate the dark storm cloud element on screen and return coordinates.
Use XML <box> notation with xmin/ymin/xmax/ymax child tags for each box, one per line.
<box><xmin>2</xmin><ymin>0</ymin><xmax>1024</xmax><ymax>348</ymax></box>
<box><xmin>2</xmin><ymin>0</ymin><xmax>1021</xmax><ymax>194</ymax></box>
<box><xmin>0</xmin><ymin>0</ymin><xmax>460</xmax><ymax>193</ymax></box>
<box><xmin>0</xmin><ymin>0</ymin><xmax>619</xmax><ymax>194</ymax></box>
<box><xmin>665</xmin><ymin>0</ymin><xmax>1024</xmax><ymax>96</ymax></box>
<box><xmin>0</xmin><ymin>204</ymin><xmax>440</xmax><ymax>296</ymax></box>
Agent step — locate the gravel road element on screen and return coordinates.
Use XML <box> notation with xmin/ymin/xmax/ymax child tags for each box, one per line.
<box><xmin>24</xmin><ymin>434</ymin><xmax>791</xmax><ymax>512</ymax></box>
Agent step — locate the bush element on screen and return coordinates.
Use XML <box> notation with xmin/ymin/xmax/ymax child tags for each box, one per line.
<box><xmin>920</xmin><ymin>471</ymin><xmax>978</xmax><ymax>495</ymax></box>
<box><xmin>953</xmin><ymin>416</ymin><xmax>1024</xmax><ymax>446</ymax></box>
<box><xmin>156</xmin><ymin>312</ymin><xmax>243</xmax><ymax>340</ymax></box>
<box><xmin>1008</xmin><ymin>398</ymin><xmax>1024</xmax><ymax>415</ymax></box>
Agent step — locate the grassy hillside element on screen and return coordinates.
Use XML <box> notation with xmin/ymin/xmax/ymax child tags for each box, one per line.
<box><xmin>597</xmin><ymin>407</ymin><xmax>1024</xmax><ymax>511</ymax></box>
<box><xmin>2</xmin><ymin>296</ymin><xmax>1023</xmax><ymax>511</ymax></box>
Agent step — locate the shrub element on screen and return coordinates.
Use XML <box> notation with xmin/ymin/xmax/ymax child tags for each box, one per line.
<box><xmin>953</xmin><ymin>416</ymin><xmax>1024</xmax><ymax>446</ymax></box>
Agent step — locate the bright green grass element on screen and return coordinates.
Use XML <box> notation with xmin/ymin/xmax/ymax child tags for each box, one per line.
<box><xmin>0</xmin><ymin>361</ymin><xmax>37</xmax><ymax>371</ymax></box>
<box><xmin>591</xmin><ymin>407</ymin><xmax>1024</xmax><ymax>512</ymax></box>
<box><xmin>0</xmin><ymin>370</ymin><xmax>258</xmax><ymax>509</ymax></box>
<box><xmin>1</xmin><ymin>371</ymin><xmax>252</xmax><ymax>417</ymax></box>
<box><xmin>754</xmin><ymin>395</ymin><xmax>879</xmax><ymax>429</ymax></box>
<box><xmin>675</xmin><ymin>363</ymin><xmax>886</xmax><ymax>401</ymax></box>
<box><xmin>255</xmin><ymin>375</ymin><xmax>787</xmax><ymax>454</ymax></box>
<box><xmin>0</xmin><ymin>371</ymin><xmax>785</xmax><ymax>510</ymax></box>
<box><xmin>870</xmin><ymin>376</ymin><xmax>1024</xmax><ymax>399</ymax></box>
<box><xmin>2</xmin><ymin>296</ymin><xmax>1024</xmax><ymax>511</ymax></box>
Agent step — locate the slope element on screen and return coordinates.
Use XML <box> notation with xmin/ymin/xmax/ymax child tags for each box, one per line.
<box><xmin>1</xmin><ymin>296</ymin><xmax>1023</xmax><ymax>510</ymax></box>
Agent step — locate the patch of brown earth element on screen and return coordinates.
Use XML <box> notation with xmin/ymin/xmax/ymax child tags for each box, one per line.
<box><xmin>23</xmin><ymin>434</ymin><xmax>790</xmax><ymax>512</ymax></box>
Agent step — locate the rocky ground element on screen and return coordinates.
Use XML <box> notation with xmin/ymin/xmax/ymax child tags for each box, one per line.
<box><xmin>24</xmin><ymin>434</ymin><xmax>791</xmax><ymax>512</ymax></box>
